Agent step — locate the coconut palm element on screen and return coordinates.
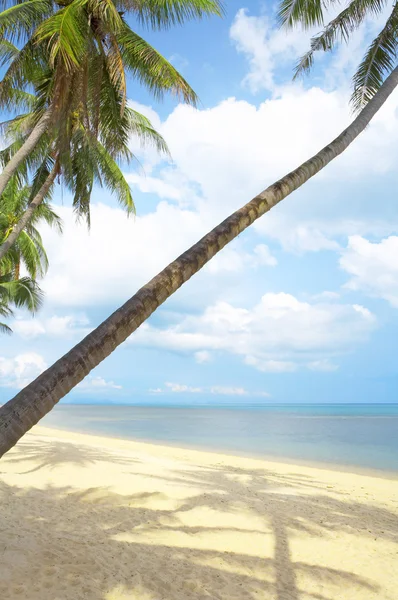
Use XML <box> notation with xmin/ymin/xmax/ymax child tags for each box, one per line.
<box><xmin>0</xmin><ymin>177</ymin><xmax>62</xmax><ymax>279</ymax></box>
<box><xmin>0</xmin><ymin>176</ymin><xmax>60</xmax><ymax>333</ymax></box>
<box><xmin>0</xmin><ymin>0</ymin><xmax>223</xmax><ymax>197</ymax></box>
<box><xmin>0</xmin><ymin>54</ymin><xmax>168</xmax><ymax>259</ymax></box>
<box><xmin>1</xmin><ymin>2</ymin><xmax>398</xmax><ymax>454</ymax></box>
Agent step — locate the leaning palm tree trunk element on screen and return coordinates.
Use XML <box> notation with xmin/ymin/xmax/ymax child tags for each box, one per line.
<box><xmin>0</xmin><ymin>67</ymin><xmax>397</xmax><ymax>457</ymax></box>
<box><xmin>0</xmin><ymin>163</ymin><xmax>58</xmax><ymax>260</ymax></box>
<box><xmin>0</xmin><ymin>109</ymin><xmax>52</xmax><ymax>200</ymax></box>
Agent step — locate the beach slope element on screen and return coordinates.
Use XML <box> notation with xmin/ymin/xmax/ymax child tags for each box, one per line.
<box><xmin>0</xmin><ymin>426</ymin><xmax>397</xmax><ymax>600</ymax></box>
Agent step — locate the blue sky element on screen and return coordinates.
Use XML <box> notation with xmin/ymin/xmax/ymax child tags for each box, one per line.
<box><xmin>1</xmin><ymin>1</ymin><xmax>398</xmax><ymax>405</ymax></box>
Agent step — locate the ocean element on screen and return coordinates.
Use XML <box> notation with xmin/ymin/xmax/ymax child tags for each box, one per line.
<box><xmin>41</xmin><ymin>403</ymin><xmax>398</xmax><ymax>472</ymax></box>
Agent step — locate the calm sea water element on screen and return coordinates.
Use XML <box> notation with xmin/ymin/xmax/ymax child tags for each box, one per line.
<box><xmin>41</xmin><ymin>403</ymin><xmax>398</xmax><ymax>472</ymax></box>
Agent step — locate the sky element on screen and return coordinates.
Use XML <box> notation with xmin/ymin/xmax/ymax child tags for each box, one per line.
<box><xmin>1</xmin><ymin>1</ymin><xmax>398</xmax><ymax>405</ymax></box>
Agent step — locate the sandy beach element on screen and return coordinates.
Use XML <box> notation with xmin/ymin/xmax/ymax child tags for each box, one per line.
<box><xmin>0</xmin><ymin>426</ymin><xmax>397</xmax><ymax>600</ymax></box>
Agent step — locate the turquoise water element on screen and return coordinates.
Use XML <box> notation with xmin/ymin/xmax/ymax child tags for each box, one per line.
<box><xmin>41</xmin><ymin>403</ymin><xmax>398</xmax><ymax>472</ymax></box>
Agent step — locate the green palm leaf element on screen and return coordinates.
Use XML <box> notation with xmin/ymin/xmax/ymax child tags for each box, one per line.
<box><xmin>0</xmin><ymin>276</ymin><xmax>43</xmax><ymax>312</ymax></box>
<box><xmin>116</xmin><ymin>0</ymin><xmax>224</xmax><ymax>29</ymax></box>
<box><xmin>278</xmin><ymin>0</ymin><xmax>326</xmax><ymax>28</ymax></box>
<box><xmin>35</xmin><ymin>0</ymin><xmax>90</xmax><ymax>70</ymax></box>
<box><xmin>351</xmin><ymin>4</ymin><xmax>398</xmax><ymax>111</ymax></box>
<box><xmin>116</xmin><ymin>24</ymin><xmax>198</xmax><ymax>104</ymax></box>
<box><xmin>0</xmin><ymin>0</ymin><xmax>53</xmax><ymax>43</ymax></box>
<box><xmin>294</xmin><ymin>0</ymin><xmax>390</xmax><ymax>77</ymax></box>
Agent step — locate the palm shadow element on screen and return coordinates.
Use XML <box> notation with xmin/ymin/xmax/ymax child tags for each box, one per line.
<box><xmin>0</xmin><ymin>441</ymin><xmax>396</xmax><ymax>600</ymax></box>
<box><xmin>1</xmin><ymin>437</ymin><xmax>140</xmax><ymax>474</ymax></box>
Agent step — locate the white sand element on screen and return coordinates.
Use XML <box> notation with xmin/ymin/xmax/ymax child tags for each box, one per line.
<box><xmin>0</xmin><ymin>425</ymin><xmax>397</xmax><ymax>600</ymax></box>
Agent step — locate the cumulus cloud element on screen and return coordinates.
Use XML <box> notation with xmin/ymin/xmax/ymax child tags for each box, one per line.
<box><xmin>340</xmin><ymin>236</ymin><xmax>398</xmax><ymax>307</ymax></box>
<box><xmin>12</xmin><ymin>314</ymin><xmax>90</xmax><ymax>339</ymax></box>
<box><xmin>0</xmin><ymin>353</ymin><xmax>47</xmax><ymax>389</ymax></box>
<box><xmin>194</xmin><ymin>350</ymin><xmax>212</xmax><ymax>364</ymax></box>
<box><xmin>129</xmin><ymin>292</ymin><xmax>376</xmax><ymax>371</ymax></box>
<box><xmin>253</xmin><ymin>213</ymin><xmax>398</xmax><ymax>255</ymax></box>
<box><xmin>165</xmin><ymin>382</ymin><xmax>202</xmax><ymax>393</ymax></box>
<box><xmin>230</xmin><ymin>8</ymin><xmax>317</xmax><ymax>93</ymax></box>
<box><xmin>210</xmin><ymin>386</ymin><xmax>248</xmax><ymax>395</ymax></box>
<box><xmin>41</xmin><ymin>202</ymin><xmax>207</xmax><ymax>306</ymax></box>
<box><xmin>307</xmin><ymin>359</ymin><xmax>339</xmax><ymax>372</ymax></box>
<box><xmin>151</xmin><ymin>383</ymin><xmax>270</xmax><ymax>397</ymax></box>
<box><xmin>77</xmin><ymin>376</ymin><xmax>122</xmax><ymax>392</ymax></box>
<box><xmin>244</xmin><ymin>357</ymin><xmax>298</xmax><ymax>373</ymax></box>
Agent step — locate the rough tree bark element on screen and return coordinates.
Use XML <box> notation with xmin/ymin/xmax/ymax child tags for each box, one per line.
<box><xmin>0</xmin><ymin>109</ymin><xmax>52</xmax><ymax>200</ymax></box>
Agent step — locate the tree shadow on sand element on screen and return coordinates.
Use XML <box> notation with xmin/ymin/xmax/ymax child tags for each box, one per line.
<box><xmin>0</xmin><ymin>437</ymin><xmax>140</xmax><ymax>474</ymax></box>
<box><xmin>0</xmin><ymin>443</ymin><xmax>397</xmax><ymax>600</ymax></box>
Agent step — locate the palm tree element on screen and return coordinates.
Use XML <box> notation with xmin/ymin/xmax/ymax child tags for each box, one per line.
<box><xmin>0</xmin><ymin>177</ymin><xmax>61</xmax><ymax>333</ymax></box>
<box><xmin>0</xmin><ymin>177</ymin><xmax>62</xmax><ymax>278</ymax></box>
<box><xmin>0</xmin><ymin>94</ymin><xmax>167</xmax><ymax>259</ymax></box>
<box><xmin>0</xmin><ymin>65</ymin><xmax>397</xmax><ymax>455</ymax></box>
<box><xmin>0</xmin><ymin>0</ymin><xmax>223</xmax><ymax>197</ymax></box>
<box><xmin>1</xmin><ymin>0</ymin><xmax>398</xmax><ymax>454</ymax></box>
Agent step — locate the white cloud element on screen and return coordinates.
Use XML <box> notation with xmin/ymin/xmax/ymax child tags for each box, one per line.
<box><xmin>0</xmin><ymin>353</ymin><xmax>47</xmax><ymax>389</ymax></box>
<box><xmin>340</xmin><ymin>236</ymin><xmax>398</xmax><ymax>307</ymax></box>
<box><xmin>12</xmin><ymin>314</ymin><xmax>90</xmax><ymax>339</ymax></box>
<box><xmin>77</xmin><ymin>376</ymin><xmax>122</xmax><ymax>392</ymax></box>
<box><xmin>229</xmin><ymin>9</ymin><xmax>315</xmax><ymax>93</ymax></box>
<box><xmin>311</xmin><ymin>291</ymin><xmax>341</xmax><ymax>301</ymax></box>
<box><xmin>210</xmin><ymin>386</ymin><xmax>248</xmax><ymax>395</ymax></box>
<box><xmin>195</xmin><ymin>350</ymin><xmax>211</xmax><ymax>364</ymax></box>
<box><xmin>252</xmin><ymin>244</ymin><xmax>278</xmax><ymax>266</ymax></box>
<box><xmin>206</xmin><ymin>242</ymin><xmax>277</xmax><ymax>274</ymax></box>
<box><xmin>165</xmin><ymin>382</ymin><xmax>202</xmax><ymax>393</ymax></box>
<box><xmin>253</xmin><ymin>212</ymin><xmax>398</xmax><ymax>255</ymax></box>
<box><xmin>244</xmin><ymin>357</ymin><xmax>298</xmax><ymax>373</ymax></box>
<box><xmin>129</xmin><ymin>292</ymin><xmax>376</xmax><ymax>371</ymax></box>
<box><xmin>307</xmin><ymin>359</ymin><xmax>339</xmax><ymax>372</ymax></box>
<box><xmin>151</xmin><ymin>383</ymin><xmax>270</xmax><ymax>397</ymax></box>
<box><xmin>41</xmin><ymin>202</ymin><xmax>207</xmax><ymax>306</ymax></box>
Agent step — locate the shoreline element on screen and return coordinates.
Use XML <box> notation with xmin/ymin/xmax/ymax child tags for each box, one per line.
<box><xmin>37</xmin><ymin>422</ymin><xmax>398</xmax><ymax>480</ymax></box>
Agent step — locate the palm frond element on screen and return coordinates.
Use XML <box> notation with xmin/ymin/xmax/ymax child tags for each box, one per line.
<box><xmin>278</xmin><ymin>0</ymin><xmax>326</xmax><ymax>28</ymax></box>
<box><xmin>128</xmin><ymin>108</ymin><xmax>170</xmax><ymax>155</ymax></box>
<box><xmin>89</xmin><ymin>134</ymin><xmax>135</xmax><ymax>213</ymax></box>
<box><xmin>33</xmin><ymin>202</ymin><xmax>63</xmax><ymax>233</ymax></box>
<box><xmin>116</xmin><ymin>0</ymin><xmax>224</xmax><ymax>29</ymax></box>
<box><xmin>35</xmin><ymin>0</ymin><xmax>90</xmax><ymax>71</ymax></box>
<box><xmin>294</xmin><ymin>0</ymin><xmax>390</xmax><ymax>77</ymax></box>
<box><xmin>106</xmin><ymin>35</ymin><xmax>127</xmax><ymax>115</ymax></box>
<box><xmin>95</xmin><ymin>140</ymin><xmax>135</xmax><ymax>213</ymax></box>
<box><xmin>116</xmin><ymin>24</ymin><xmax>198</xmax><ymax>104</ymax></box>
<box><xmin>0</xmin><ymin>38</ymin><xmax>19</xmax><ymax>66</ymax></box>
<box><xmin>0</xmin><ymin>0</ymin><xmax>53</xmax><ymax>44</ymax></box>
<box><xmin>0</xmin><ymin>276</ymin><xmax>43</xmax><ymax>312</ymax></box>
<box><xmin>0</xmin><ymin>321</ymin><xmax>12</xmax><ymax>334</ymax></box>
<box><xmin>16</xmin><ymin>229</ymin><xmax>48</xmax><ymax>278</ymax></box>
<box><xmin>351</xmin><ymin>4</ymin><xmax>398</xmax><ymax>111</ymax></box>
